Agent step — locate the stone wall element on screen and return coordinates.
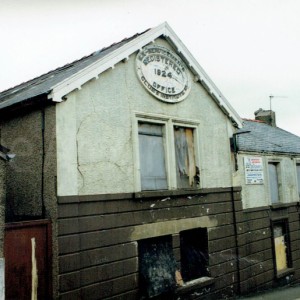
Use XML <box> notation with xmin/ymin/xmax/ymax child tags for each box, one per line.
<box><xmin>57</xmin><ymin>187</ymin><xmax>242</xmax><ymax>300</ymax></box>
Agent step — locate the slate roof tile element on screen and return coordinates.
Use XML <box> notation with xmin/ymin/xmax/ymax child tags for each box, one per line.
<box><xmin>237</xmin><ymin>119</ymin><xmax>300</xmax><ymax>154</ymax></box>
<box><xmin>0</xmin><ymin>31</ymin><xmax>148</xmax><ymax>109</ymax></box>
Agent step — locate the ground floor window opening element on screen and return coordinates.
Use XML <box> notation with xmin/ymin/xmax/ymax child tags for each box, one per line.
<box><xmin>180</xmin><ymin>227</ymin><xmax>209</xmax><ymax>282</ymax></box>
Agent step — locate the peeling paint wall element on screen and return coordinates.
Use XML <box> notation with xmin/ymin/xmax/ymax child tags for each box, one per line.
<box><xmin>234</xmin><ymin>153</ymin><xmax>300</xmax><ymax>209</ymax></box>
<box><xmin>56</xmin><ymin>38</ymin><xmax>235</xmax><ymax>196</ymax></box>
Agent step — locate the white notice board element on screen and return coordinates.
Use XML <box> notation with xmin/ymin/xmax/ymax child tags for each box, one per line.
<box><xmin>244</xmin><ymin>157</ymin><xmax>264</xmax><ymax>184</ymax></box>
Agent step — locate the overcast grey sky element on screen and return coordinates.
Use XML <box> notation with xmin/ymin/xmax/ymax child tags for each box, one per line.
<box><xmin>1</xmin><ymin>0</ymin><xmax>299</xmax><ymax>135</ymax></box>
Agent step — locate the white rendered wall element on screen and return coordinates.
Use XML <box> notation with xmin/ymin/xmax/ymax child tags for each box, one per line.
<box><xmin>56</xmin><ymin>39</ymin><xmax>236</xmax><ymax>196</ymax></box>
<box><xmin>234</xmin><ymin>153</ymin><xmax>300</xmax><ymax>209</ymax></box>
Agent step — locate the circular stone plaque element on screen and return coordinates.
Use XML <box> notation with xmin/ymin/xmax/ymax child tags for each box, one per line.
<box><xmin>136</xmin><ymin>44</ymin><xmax>191</xmax><ymax>103</ymax></box>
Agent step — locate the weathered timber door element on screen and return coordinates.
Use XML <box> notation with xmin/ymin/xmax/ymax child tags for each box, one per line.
<box><xmin>4</xmin><ymin>220</ymin><xmax>52</xmax><ymax>300</ymax></box>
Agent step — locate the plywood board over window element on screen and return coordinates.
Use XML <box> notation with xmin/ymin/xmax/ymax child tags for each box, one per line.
<box><xmin>138</xmin><ymin>235</ymin><xmax>177</xmax><ymax>298</ymax></box>
<box><xmin>138</xmin><ymin>122</ymin><xmax>168</xmax><ymax>190</ymax></box>
<box><xmin>174</xmin><ymin>127</ymin><xmax>197</xmax><ymax>189</ymax></box>
<box><xmin>272</xmin><ymin>220</ymin><xmax>292</xmax><ymax>275</ymax></box>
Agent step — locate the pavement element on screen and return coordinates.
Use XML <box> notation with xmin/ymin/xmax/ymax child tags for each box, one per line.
<box><xmin>236</xmin><ymin>285</ymin><xmax>300</xmax><ymax>300</ymax></box>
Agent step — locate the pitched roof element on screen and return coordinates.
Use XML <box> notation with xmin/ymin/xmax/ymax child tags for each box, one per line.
<box><xmin>0</xmin><ymin>32</ymin><xmax>144</xmax><ymax>109</ymax></box>
<box><xmin>0</xmin><ymin>22</ymin><xmax>242</xmax><ymax>127</ymax></box>
<box><xmin>237</xmin><ymin>119</ymin><xmax>300</xmax><ymax>155</ymax></box>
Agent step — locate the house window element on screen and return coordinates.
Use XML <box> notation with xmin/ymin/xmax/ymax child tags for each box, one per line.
<box><xmin>138</xmin><ymin>122</ymin><xmax>168</xmax><ymax>190</ymax></box>
<box><xmin>297</xmin><ymin>164</ymin><xmax>300</xmax><ymax>198</ymax></box>
<box><xmin>180</xmin><ymin>228</ymin><xmax>209</xmax><ymax>282</ymax></box>
<box><xmin>268</xmin><ymin>162</ymin><xmax>280</xmax><ymax>204</ymax></box>
<box><xmin>138</xmin><ymin>235</ymin><xmax>177</xmax><ymax>298</ymax></box>
<box><xmin>272</xmin><ymin>220</ymin><xmax>292</xmax><ymax>274</ymax></box>
<box><xmin>174</xmin><ymin>126</ymin><xmax>198</xmax><ymax>188</ymax></box>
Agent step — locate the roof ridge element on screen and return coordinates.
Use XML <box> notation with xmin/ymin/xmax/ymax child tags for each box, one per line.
<box><xmin>242</xmin><ymin>118</ymin><xmax>266</xmax><ymax>123</ymax></box>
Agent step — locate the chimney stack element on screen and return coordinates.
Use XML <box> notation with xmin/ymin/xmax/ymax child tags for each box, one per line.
<box><xmin>254</xmin><ymin>108</ymin><xmax>276</xmax><ymax>127</ymax></box>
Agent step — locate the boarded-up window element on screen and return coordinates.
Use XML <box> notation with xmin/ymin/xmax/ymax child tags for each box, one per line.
<box><xmin>268</xmin><ymin>162</ymin><xmax>280</xmax><ymax>204</ymax></box>
<box><xmin>138</xmin><ymin>123</ymin><xmax>168</xmax><ymax>190</ymax></box>
<box><xmin>297</xmin><ymin>164</ymin><xmax>300</xmax><ymax>198</ymax></box>
<box><xmin>273</xmin><ymin>221</ymin><xmax>291</xmax><ymax>273</ymax></box>
<box><xmin>174</xmin><ymin>127</ymin><xmax>197</xmax><ymax>188</ymax></box>
<box><xmin>180</xmin><ymin>228</ymin><xmax>209</xmax><ymax>282</ymax></box>
<box><xmin>138</xmin><ymin>236</ymin><xmax>177</xmax><ymax>298</ymax></box>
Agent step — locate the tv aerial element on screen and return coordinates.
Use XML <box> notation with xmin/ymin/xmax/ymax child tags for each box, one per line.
<box><xmin>269</xmin><ymin>95</ymin><xmax>287</xmax><ymax>111</ymax></box>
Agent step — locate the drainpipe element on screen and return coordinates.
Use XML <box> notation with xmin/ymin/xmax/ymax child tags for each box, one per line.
<box><xmin>231</xmin><ymin>187</ymin><xmax>241</xmax><ymax>296</ymax></box>
<box><xmin>231</xmin><ymin>131</ymin><xmax>251</xmax><ymax>171</ymax></box>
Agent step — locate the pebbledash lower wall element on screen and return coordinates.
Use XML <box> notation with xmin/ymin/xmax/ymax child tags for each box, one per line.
<box><xmin>57</xmin><ymin>187</ymin><xmax>242</xmax><ymax>300</ymax></box>
<box><xmin>236</xmin><ymin>203</ymin><xmax>300</xmax><ymax>295</ymax></box>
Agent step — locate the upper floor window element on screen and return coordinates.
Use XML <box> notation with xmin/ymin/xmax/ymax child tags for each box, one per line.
<box><xmin>137</xmin><ymin>118</ymin><xmax>199</xmax><ymax>191</ymax></box>
<box><xmin>138</xmin><ymin>122</ymin><xmax>168</xmax><ymax>190</ymax></box>
<box><xmin>268</xmin><ymin>162</ymin><xmax>281</xmax><ymax>204</ymax></box>
<box><xmin>296</xmin><ymin>164</ymin><xmax>300</xmax><ymax>198</ymax></box>
<box><xmin>174</xmin><ymin>126</ymin><xmax>197</xmax><ymax>189</ymax></box>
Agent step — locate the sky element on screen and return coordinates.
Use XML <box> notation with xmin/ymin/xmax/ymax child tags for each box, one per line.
<box><xmin>0</xmin><ymin>0</ymin><xmax>299</xmax><ymax>135</ymax></box>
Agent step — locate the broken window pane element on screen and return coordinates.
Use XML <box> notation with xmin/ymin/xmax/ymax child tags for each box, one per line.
<box><xmin>273</xmin><ymin>222</ymin><xmax>290</xmax><ymax>272</ymax></box>
<box><xmin>138</xmin><ymin>235</ymin><xmax>177</xmax><ymax>298</ymax></box>
<box><xmin>268</xmin><ymin>162</ymin><xmax>280</xmax><ymax>204</ymax></box>
<box><xmin>174</xmin><ymin>127</ymin><xmax>197</xmax><ymax>188</ymax></box>
<box><xmin>138</xmin><ymin>122</ymin><xmax>168</xmax><ymax>190</ymax></box>
<box><xmin>180</xmin><ymin>228</ymin><xmax>209</xmax><ymax>282</ymax></box>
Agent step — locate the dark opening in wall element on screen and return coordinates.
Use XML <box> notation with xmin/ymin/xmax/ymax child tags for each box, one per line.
<box><xmin>180</xmin><ymin>228</ymin><xmax>209</xmax><ymax>282</ymax></box>
<box><xmin>138</xmin><ymin>235</ymin><xmax>177</xmax><ymax>298</ymax></box>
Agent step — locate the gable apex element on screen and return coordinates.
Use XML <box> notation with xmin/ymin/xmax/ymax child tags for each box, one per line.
<box><xmin>0</xmin><ymin>22</ymin><xmax>242</xmax><ymax>127</ymax></box>
<box><xmin>49</xmin><ymin>22</ymin><xmax>242</xmax><ymax>127</ymax></box>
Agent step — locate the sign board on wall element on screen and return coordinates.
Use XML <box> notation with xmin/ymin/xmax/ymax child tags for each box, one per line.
<box><xmin>136</xmin><ymin>44</ymin><xmax>191</xmax><ymax>103</ymax></box>
<box><xmin>244</xmin><ymin>157</ymin><xmax>264</xmax><ymax>184</ymax></box>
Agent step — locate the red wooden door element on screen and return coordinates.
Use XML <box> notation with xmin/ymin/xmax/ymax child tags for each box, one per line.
<box><xmin>4</xmin><ymin>220</ymin><xmax>52</xmax><ymax>300</ymax></box>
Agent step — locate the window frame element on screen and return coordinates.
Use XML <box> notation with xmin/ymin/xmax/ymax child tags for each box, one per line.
<box><xmin>270</xmin><ymin>218</ymin><xmax>293</xmax><ymax>277</ymax></box>
<box><xmin>179</xmin><ymin>228</ymin><xmax>209</xmax><ymax>282</ymax></box>
<box><xmin>295</xmin><ymin>160</ymin><xmax>300</xmax><ymax>200</ymax></box>
<box><xmin>138</xmin><ymin>229</ymin><xmax>213</xmax><ymax>298</ymax></box>
<box><xmin>267</xmin><ymin>159</ymin><xmax>282</xmax><ymax>205</ymax></box>
<box><xmin>133</xmin><ymin>113</ymin><xmax>201</xmax><ymax>192</ymax></box>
